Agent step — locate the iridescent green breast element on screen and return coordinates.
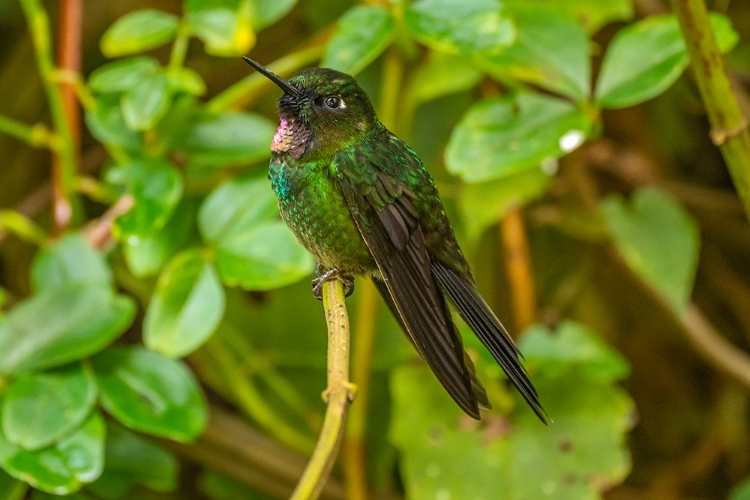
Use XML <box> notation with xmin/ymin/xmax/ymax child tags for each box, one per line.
<box><xmin>269</xmin><ymin>157</ymin><xmax>376</xmax><ymax>274</ymax></box>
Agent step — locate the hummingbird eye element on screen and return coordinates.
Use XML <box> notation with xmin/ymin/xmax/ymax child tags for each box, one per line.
<box><xmin>324</xmin><ymin>95</ymin><xmax>342</xmax><ymax>109</ymax></box>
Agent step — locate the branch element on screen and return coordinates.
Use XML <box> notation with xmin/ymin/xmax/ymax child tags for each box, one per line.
<box><xmin>669</xmin><ymin>0</ymin><xmax>750</xmax><ymax>222</ymax></box>
<box><xmin>292</xmin><ymin>279</ymin><xmax>356</xmax><ymax>500</ymax></box>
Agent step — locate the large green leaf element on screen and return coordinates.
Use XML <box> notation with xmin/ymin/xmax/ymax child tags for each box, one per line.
<box><xmin>595</xmin><ymin>13</ymin><xmax>739</xmax><ymax>108</ymax></box>
<box><xmin>121</xmin><ymin>71</ymin><xmax>172</xmax><ymax>131</ymax></box>
<box><xmin>322</xmin><ymin>5</ymin><xmax>395</xmax><ymax>75</ymax></box>
<box><xmin>91</xmin><ymin>347</ymin><xmax>207</xmax><ymax>441</ymax></box>
<box><xmin>252</xmin><ymin>0</ymin><xmax>297</xmax><ymax>30</ymax></box>
<box><xmin>122</xmin><ymin>199</ymin><xmax>198</xmax><ymax>278</ymax></box>
<box><xmin>145</xmin><ymin>250</ymin><xmax>225</xmax><ymax>358</ymax></box>
<box><xmin>179</xmin><ymin>111</ymin><xmax>275</xmax><ymax>167</ymax></box>
<box><xmin>506</xmin><ymin>0</ymin><xmax>632</xmax><ymax>33</ymax></box>
<box><xmin>446</xmin><ymin>91</ymin><xmax>590</xmax><ymax>182</ymax></box>
<box><xmin>106</xmin><ymin>158</ymin><xmax>183</xmax><ymax>238</ymax></box>
<box><xmin>391</xmin><ymin>321</ymin><xmax>633</xmax><ymax>500</ymax></box>
<box><xmin>100</xmin><ymin>9</ymin><xmax>179</xmax><ymax>57</ymax></box>
<box><xmin>185</xmin><ymin>0</ymin><xmax>255</xmax><ymax>57</ymax></box>
<box><xmin>85</xmin><ymin>95</ymin><xmax>142</xmax><ymax>150</ymax></box>
<box><xmin>199</xmin><ymin>175</ymin><xmax>314</xmax><ymax>290</ymax></box>
<box><xmin>0</xmin><ymin>413</ymin><xmax>105</xmax><ymax>495</ymax></box>
<box><xmin>88</xmin><ymin>57</ymin><xmax>161</xmax><ymax>94</ymax></box>
<box><xmin>601</xmin><ymin>187</ymin><xmax>700</xmax><ymax>313</ymax></box>
<box><xmin>0</xmin><ymin>284</ymin><xmax>135</xmax><ymax>375</ymax></box>
<box><xmin>2</xmin><ymin>363</ymin><xmax>97</xmax><ymax>450</ymax></box>
<box><xmin>480</xmin><ymin>5</ymin><xmax>591</xmax><ymax>101</ymax></box>
<box><xmin>88</xmin><ymin>423</ymin><xmax>178</xmax><ymax>498</ymax></box>
<box><xmin>31</xmin><ymin>233</ymin><xmax>111</xmax><ymax>292</ymax></box>
<box><xmin>406</xmin><ymin>0</ymin><xmax>516</xmax><ymax>56</ymax></box>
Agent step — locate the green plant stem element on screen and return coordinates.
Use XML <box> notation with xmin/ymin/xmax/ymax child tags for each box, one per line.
<box><xmin>221</xmin><ymin>324</ymin><xmax>324</xmax><ymax>432</ymax></box>
<box><xmin>291</xmin><ymin>279</ymin><xmax>356</xmax><ymax>500</ymax></box>
<box><xmin>168</xmin><ymin>22</ymin><xmax>191</xmax><ymax>73</ymax></box>
<box><xmin>207</xmin><ymin>45</ymin><xmax>324</xmax><ymax>112</ymax></box>
<box><xmin>19</xmin><ymin>0</ymin><xmax>80</xmax><ymax>230</ymax></box>
<box><xmin>0</xmin><ymin>115</ymin><xmax>57</xmax><ymax>149</ymax></box>
<box><xmin>0</xmin><ymin>210</ymin><xmax>49</xmax><ymax>247</ymax></box>
<box><xmin>203</xmin><ymin>336</ymin><xmax>317</xmax><ymax>454</ymax></box>
<box><xmin>669</xmin><ymin>0</ymin><xmax>750</xmax><ymax>222</ymax></box>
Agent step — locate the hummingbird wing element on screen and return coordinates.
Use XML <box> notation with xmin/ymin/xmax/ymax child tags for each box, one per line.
<box><xmin>335</xmin><ymin>152</ymin><xmax>484</xmax><ymax>418</ymax></box>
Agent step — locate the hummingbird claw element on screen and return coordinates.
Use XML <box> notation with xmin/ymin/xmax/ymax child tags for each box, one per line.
<box><xmin>312</xmin><ymin>265</ymin><xmax>355</xmax><ymax>300</ymax></box>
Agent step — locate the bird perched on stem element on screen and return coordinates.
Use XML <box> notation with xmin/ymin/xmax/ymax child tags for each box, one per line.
<box><xmin>243</xmin><ymin>57</ymin><xmax>547</xmax><ymax>423</ymax></box>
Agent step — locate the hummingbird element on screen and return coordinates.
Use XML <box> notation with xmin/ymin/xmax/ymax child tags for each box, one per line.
<box><xmin>242</xmin><ymin>57</ymin><xmax>546</xmax><ymax>423</ymax></box>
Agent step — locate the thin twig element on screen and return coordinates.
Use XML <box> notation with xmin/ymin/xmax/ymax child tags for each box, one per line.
<box><xmin>669</xmin><ymin>0</ymin><xmax>750</xmax><ymax>222</ymax></box>
<box><xmin>291</xmin><ymin>279</ymin><xmax>356</xmax><ymax>500</ymax></box>
<box><xmin>500</xmin><ymin>208</ymin><xmax>538</xmax><ymax>331</ymax></box>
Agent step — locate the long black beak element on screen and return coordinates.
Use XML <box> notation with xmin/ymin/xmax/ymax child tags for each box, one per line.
<box><xmin>242</xmin><ymin>57</ymin><xmax>301</xmax><ymax>97</ymax></box>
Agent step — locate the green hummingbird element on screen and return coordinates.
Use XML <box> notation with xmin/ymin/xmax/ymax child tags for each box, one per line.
<box><xmin>243</xmin><ymin>57</ymin><xmax>546</xmax><ymax>423</ymax></box>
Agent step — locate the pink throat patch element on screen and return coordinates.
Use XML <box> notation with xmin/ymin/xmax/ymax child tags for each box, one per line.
<box><xmin>272</xmin><ymin>118</ymin><xmax>291</xmax><ymax>153</ymax></box>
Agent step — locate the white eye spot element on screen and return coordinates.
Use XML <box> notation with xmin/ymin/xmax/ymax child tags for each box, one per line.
<box><xmin>559</xmin><ymin>129</ymin><xmax>585</xmax><ymax>153</ymax></box>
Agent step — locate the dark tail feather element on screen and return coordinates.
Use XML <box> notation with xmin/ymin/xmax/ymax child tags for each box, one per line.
<box><xmin>431</xmin><ymin>260</ymin><xmax>548</xmax><ymax>424</ymax></box>
<box><xmin>372</xmin><ymin>277</ymin><xmax>490</xmax><ymax>415</ymax></box>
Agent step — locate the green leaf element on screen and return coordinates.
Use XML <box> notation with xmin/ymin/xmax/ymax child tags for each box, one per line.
<box><xmin>88</xmin><ymin>57</ymin><xmax>161</xmax><ymax>94</ymax></box>
<box><xmin>406</xmin><ymin>0</ymin><xmax>516</xmax><ymax>56</ymax></box>
<box><xmin>595</xmin><ymin>13</ymin><xmax>739</xmax><ymax>108</ymax></box>
<box><xmin>459</xmin><ymin>167</ymin><xmax>552</xmax><ymax>244</ymax></box>
<box><xmin>199</xmin><ymin>175</ymin><xmax>314</xmax><ymax>290</ymax></box>
<box><xmin>167</xmin><ymin>67</ymin><xmax>207</xmax><ymax>96</ymax></box>
<box><xmin>122</xmin><ymin>199</ymin><xmax>198</xmax><ymax>278</ymax></box>
<box><xmin>2</xmin><ymin>363</ymin><xmax>97</xmax><ymax>450</ymax></box>
<box><xmin>0</xmin><ymin>412</ymin><xmax>105</xmax><ymax>495</ymax></box>
<box><xmin>31</xmin><ymin>233</ymin><xmax>111</xmax><ymax>292</ymax></box>
<box><xmin>391</xmin><ymin>321</ymin><xmax>633</xmax><ymax>500</ymax></box>
<box><xmin>252</xmin><ymin>0</ymin><xmax>297</xmax><ymax>30</ymax></box>
<box><xmin>179</xmin><ymin>111</ymin><xmax>276</xmax><ymax>167</ymax></box>
<box><xmin>506</xmin><ymin>0</ymin><xmax>632</xmax><ymax>33</ymax></box>
<box><xmin>446</xmin><ymin>91</ymin><xmax>590</xmax><ymax>182</ymax></box>
<box><xmin>185</xmin><ymin>0</ymin><xmax>255</xmax><ymax>57</ymax></box>
<box><xmin>100</xmin><ymin>9</ymin><xmax>179</xmax><ymax>57</ymax></box>
<box><xmin>214</xmin><ymin>221</ymin><xmax>315</xmax><ymax>290</ymax></box>
<box><xmin>145</xmin><ymin>250</ymin><xmax>225</xmax><ymax>358</ymax></box>
<box><xmin>106</xmin><ymin>159</ymin><xmax>183</xmax><ymax>238</ymax></box>
<box><xmin>85</xmin><ymin>95</ymin><xmax>142</xmax><ymax>150</ymax></box>
<box><xmin>0</xmin><ymin>284</ymin><xmax>135</xmax><ymax>375</ymax></box>
<box><xmin>479</xmin><ymin>5</ymin><xmax>591</xmax><ymax>101</ymax></box>
<box><xmin>520</xmin><ymin>321</ymin><xmax>630</xmax><ymax>382</ymax></box>
<box><xmin>322</xmin><ymin>5</ymin><xmax>395</xmax><ymax>75</ymax></box>
<box><xmin>88</xmin><ymin>423</ymin><xmax>178</xmax><ymax>498</ymax></box>
<box><xmin>409</xmin><ymin>53</ymin><xmax>483</xmax><ymax>105</ymax></box>
<box><xmin>730</xmin><ymin>476</ymin><xmax>750</xmax><ymax>500</ymax></box>
<box><xmin>91</xmin><ymin>347</ymin><xmax>207</xmax><ymax>441</ymax></box>
<box><xmin>601</xmin><ymin>187</ymin><xmax>700</xmax><ymax>313</ymax></box>
<box><xmin>121</xmin><ymin>71</ymin><xmax>172</xmax><ymax>131</ymax></box>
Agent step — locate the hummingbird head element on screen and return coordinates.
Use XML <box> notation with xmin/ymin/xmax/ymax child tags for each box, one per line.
<box><xmin>243</xmin><ymin>57</ymin><xmax>378</xmax><ymax>160</ymax></box>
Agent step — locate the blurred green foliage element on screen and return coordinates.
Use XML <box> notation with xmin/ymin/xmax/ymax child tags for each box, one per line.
<box><xmin>0</xmin><ymin>0</ymin><xmax>748</xmax><ymax>498</ymax></box>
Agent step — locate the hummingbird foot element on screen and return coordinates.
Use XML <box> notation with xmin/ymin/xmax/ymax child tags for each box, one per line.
<box><xmin>312</xmin><ymin>264</ymin><xmax>355</xmax><ymax>300</ymax></box>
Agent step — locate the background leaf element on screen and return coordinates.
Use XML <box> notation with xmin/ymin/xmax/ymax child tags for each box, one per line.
<box><xmin>601</xmin><ymin>187</ymin><xmax>700</xmax><ymax>313</ymax></box>
<box><xmin>0</xmin><ymin>413</ymin><xmax>105</xmax><ymax>495</ymax></box>
<box><xmin>595</xmin><ymin>13</ymin><xmax>739</xmax><ymax>108</ymax></box>
<box><xmin>0</xmin><ymin>284</ymin><xmax>135</xmax><ymax>375</ymax></box>
<box><xmin>1</xmin><ymin>363</ymin><xmax>97</xmax><ymax>450</ymax></box>
<box><xmin>322</xmin><ymin>5</ymin><xmax>395</xmax><ymax>75</ymax></box>
<box><xmin>391</xmin><ymin>321</ymin><xmax>633</xmax><ymax>500</ymax></box>
<box><xmin>144</xmin><ymin>249</ymin><xmax>225</xmax><ymax>357</ymax></box>
<box><xmin>31</xmin><ymin>234</ymin><xmax>112</xmax><ymax>292</ymax></box>
<box><xmin>100</xmin><ymin>9</ymin><xmax>179</xmax><ymax>57</ymax></box>
<box><xmin>445</xmin><ymin>91</ymin><xmax>590</xmax><ymax>182</ymax></box>
<box><xmin>185</xmin><ymin>0</ymin><xmax>255</xmax><ymax>56</ymax></box>
<box><xmin>91</xmin><ymin>347</ymin><xmax>207</xmax><ymax>441</ymax></box>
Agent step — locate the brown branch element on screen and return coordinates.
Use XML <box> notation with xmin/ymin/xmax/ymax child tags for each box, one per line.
<box><xmin>500</xmin><ymin>208</ymin><xmax>538</xmax><ymax>331</ymax></box>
